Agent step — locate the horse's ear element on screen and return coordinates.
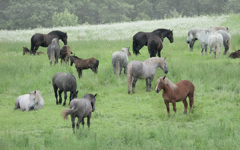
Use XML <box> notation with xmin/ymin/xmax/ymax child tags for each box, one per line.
<box><xmin>94</xmin><ymin>93</ymin><xmax>97</xmax><ymax>97</ymax></box>
<box><xmin>34</xmin><ymin>90</ymin><xmax>37</xmax><ymax>94</ymax></box>
<box><xmin>163</xmin><ymin>76</ymin><xmax>166</xmax><ymax>80</ymax></box>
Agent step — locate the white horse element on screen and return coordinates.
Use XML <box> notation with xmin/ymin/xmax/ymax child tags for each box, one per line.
<box><xmin>208</xmin><ymin>32</ymin><xmax>223</xmax><ymax>59</ymax></box>
<box><xmin>127</xmin><ymin>57</ymin><xmax>168</xmax><ymax>94</ymax></box>
<box><xmin>14</xmin><ymin>90</ymin><xmax>44</xmax><ymax>112</ymax></box>
<box><xmin>112</xmin><ymin>47</ymin><xmax>131</xmax><ymax>75</ymax></box>
<box><xmin>186</xmin><ymin>27</ymin><xmax>229</xmax><ymax>55</ymax></box>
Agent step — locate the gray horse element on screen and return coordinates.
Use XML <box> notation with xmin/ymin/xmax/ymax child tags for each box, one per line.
<box><xmin>62</xmin><ymin>93</ymin><xmax>97</xmax><ymax>133</ymax></box>
<box><xmin>52</xmin><ymin>72</ymin><xmax>78</xmax><ymax>106</ymax></box>
<box><xmin>47</xmin><ymin>38</ymin><xmax>60</xmax><ymax>65</ymax></box>
<box><xmin>127</xmin><ymin>57</ymin><xmax>168</xmax><ymax>94</ymax></box>
<box><xmin>112</xmin><ymin>47</ymin><xmax>131</xmax><ymax>75</ymax></box>
<box><xmin>216</xmin><ymin>30</ymin><xmax>231</xmax><ymax>55</ymax></box>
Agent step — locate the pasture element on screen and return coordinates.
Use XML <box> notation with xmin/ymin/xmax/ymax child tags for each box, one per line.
<box><xmin>0</xmin><ymin>14</ymin><xmax>240</xmax><ymax>150</ymax></box>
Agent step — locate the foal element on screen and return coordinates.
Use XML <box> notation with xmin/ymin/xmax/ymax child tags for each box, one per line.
<box><xmin>59</xmin><ymin>45</ymin><xmax>72</xmax><ymax>64</ymax></box>
<box><xmin>155</xmin><ymin>76</ymin><xmax>195</xmax><ymax>114</ymax></box>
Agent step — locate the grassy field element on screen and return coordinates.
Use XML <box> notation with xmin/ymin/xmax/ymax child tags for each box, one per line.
<box><xmin>0</xmin><ymin>14</ymin><xmax>240</xmax><ymax>150</ymax></box>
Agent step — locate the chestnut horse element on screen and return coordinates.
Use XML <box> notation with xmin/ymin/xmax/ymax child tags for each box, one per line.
<box><xmin>155</xmin><ymin>76</ymin><xmax>195</xmax><ymax>114</ymax></box>
<box><xmin>59</xmin><ymin>45</ymin><xmax>72</xmax><ymax>64</ymax></box>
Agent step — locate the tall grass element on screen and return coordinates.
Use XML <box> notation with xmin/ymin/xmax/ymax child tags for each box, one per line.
<box><xmin>0</xmin><ymin>14</ymin><xmax>240</xmax><ymax>150</ymax></box>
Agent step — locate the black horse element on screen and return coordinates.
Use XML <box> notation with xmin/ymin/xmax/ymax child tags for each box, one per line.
<box><xmin>132</xmin><ymin>28</ymin><xmax>173</xmax><ymax>57</ymax></box>
<box><xmin>31</xmin><ymin>30</ymin><xmax>68</xmax><ymax>54</ymax></box>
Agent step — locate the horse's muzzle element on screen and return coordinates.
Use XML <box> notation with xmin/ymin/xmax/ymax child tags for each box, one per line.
<box><xmin>164</xmin><ymin>70</ymin><xmax>168</xmax><ymax>74</ymax></box>
<box><xmin>155</xmin><ymin>89</ymin><xmax>160</xmax><ymax>93</ymax></box>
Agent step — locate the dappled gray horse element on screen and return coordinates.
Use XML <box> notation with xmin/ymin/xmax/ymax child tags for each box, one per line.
<box><xmin>112</xmin><ymin>47</ymin><xmax>131</xmax><ymax>75</ymax></box>
<box><xmin>62</xmin><ymin>93</ymin><xmax>97</xmax><ymax>133</ymax></box>
<box><xmin>47</xmin><ymin>38</ymin><xmax>60</xmax><ymax>65</ymax></box>
<box><xmin>208</xmin><ymin>32</ymin><xmax>223</xmax><ymax>59</ymax></box>
<box><xmin>216</xmin><ymin>30</ymin><xmax>231</xmax><ymax>55</ymax></box>
<box><xmin>52</xmin><ymin>72</ymin><xmax>78</xmax><ymax>106</ymax></box>
<box><xmin>127</xmin><ymin>57</ymin><xmax>168</xmax><ymax>94</ymax></box>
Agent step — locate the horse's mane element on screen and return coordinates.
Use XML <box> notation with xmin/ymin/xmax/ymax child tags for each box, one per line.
<box><xmin>152</xmin><ymin>28</ymin><xmax>170</xmax><ymax>33</ymax></box>
<box><xmin>161</xmin><ymin>77</ymin><xmax>177</xmax><ymax>90</ymax></box>
<box><xmin>144</xmin><ymin>57</ymin><xmax>164</xmax><ymax>64</ymax></box>
<box><xmin>48</xmin><ymin>30</ymin><xmax>67</xmax><ymax>37</ymax></box>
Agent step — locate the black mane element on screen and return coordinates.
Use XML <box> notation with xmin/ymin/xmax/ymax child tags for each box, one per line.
<box><xmin>48</xmin><ymin>30</ymin><xmax>67</xmax><ymax>37</ymax></box>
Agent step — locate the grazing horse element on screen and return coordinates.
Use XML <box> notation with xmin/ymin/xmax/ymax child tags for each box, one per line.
<box><xmin>70</xmin><ymin>56</ymin><xmax>99</xmax><ymax>78</ymax></box>
<box><xmin>229</xmin><ymin>50</ymin><xmax>240</xmax><ymax>58</ymax></box>
<box><xmin>112</xmin><ymin>47</ymin><xmax>131</xmax><ymax>75</ymax></box>
<box><xmin>52</xmin><ymin>72</ymin><xmax>78</xmax><ymax>106</ymax></box>
<box><xmin>23</xmin><ymin>47</ymin><xmax>44</xmax><ymax>55</ymax></box>
<box><xmin>59</xmin><ymin>45</ymin><xmax>72</xmax><ymax>64</ymax></box>
<box><xmin>14</xmin><ymin>90</ymin><xmax>44</xmax><ymax>112</ymax></box>
<box><xmin>127</xmin><ymin>57</ymin><xmax>168</xmax><ymax>94</ymax></box>
<box><xmin>208</xmin><ymin>32</ymin><xmax>223</xmax><ymax>59</ymax></box>
<box><xmin>155</xmin><ymin>76</ymin><xmax>195</xmax><ymax>114</ymax></box>
<box><xmin>47</xmin><ymin>38</ymin><xmax>60</xmax><ymax>65</ymax></box>
<box><xmin>62</xmin><ymin>93</ymin><xmax>97</xmax><ymax>133</ymax></box>
<box><xmin>31</xmin><ymin>30</ymin><xmax>67</xmax><ymax>54</ymax></box>
<box><xmin>132</xmin><ymin>28</ymin><xmax>174</xmax><ymax>57</ymax></box>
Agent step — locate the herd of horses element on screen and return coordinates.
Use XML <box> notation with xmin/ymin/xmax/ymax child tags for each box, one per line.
<box><xmin>15</xmin><ymin>26</ymin><xmax>239</xmax><ymax>132</ymax></box>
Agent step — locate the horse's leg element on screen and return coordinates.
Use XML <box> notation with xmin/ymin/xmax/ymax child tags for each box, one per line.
<box><xmin>82</xmin><ymin>118</ymin><xmax>85</xmax><ymax>128</ymax></box>
<box><xmin>132</xmin><ymin>77</ymin><xmax>138</xmax><ymax>93</ymax></box>
<box><xmin>34</xmin><ymin>46</ymin><xmax>39</xmax><ymax>54</ymax></box>
<box><xmin>54</xmin><ymin>87</ymin><xmax>59</xmax><ymax>105</ymax></box>
<box><xmin>189</xmin><ymin>95</ymin><xmax>194</xmax><ymax>112</ymax></box>
<box><xmin>148</xmin><ymin>76</ymin><xmax>154</xmax><ymax>92</ymax></box>
<box><xmin>71</xmin><ymin>115</ymin><xmax>76</xmax><ymax>133</ymax></box>
<box><xmin>146</xmin><ymin>78</ymin><xmax>150</xmax><ymax>91</ymax></box>
<box><xmin>182</xmin><ymin>98</ymin><xmax>188</xmax><ymax>114</ymax></box>
<box><xmin>123</xmin><ymin>67</ymin><xmax>127</xmax><ymax>74</ymax></box>
<box><xmin>204</xmin><ymin>44</ymin><xmax>208</xmax><ymax>55</ymax></box>
<box><xmin>58</xmin><ymin>90</ymin><xmax>63</xmax><ymax>104</ymax></box>
<box><xmin>87</xmin><ymin>114</ymin><xmax>91</xmax><ymax>129</ymax></box>
<box><xmin>77</xmin><ymin>68</ymin><xmax>82</xmax><ymax>78</ymax></box>
<box><xmin>164</xmin><ymin>100</ymin><xmax>170</xmax><ymax>115</ymax></box>
<box><xmin>201</xmin><ymin>44</ymin><xmax>204</xmax><ymax>56</ymax></box>
<box><xmin>63</xmin><ymin>91</ymin><xmax>67</xmax><ymax>106</ymax></box>
<box><xmin>76</xmin><ymin>117</ymin><xmax>82</xmax><ymax>129</ymax></box>
<box><xmin>172</xmin><ymin>101</ymin><xmax>177</xmax><ymax>113</ymax></box>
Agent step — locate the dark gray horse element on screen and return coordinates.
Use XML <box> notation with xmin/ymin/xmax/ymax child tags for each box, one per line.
<box><xmin>47</xmin><ymin>38</ymin><xmax>60</xmax><ymax>65</ymax></box>
<box><xmin>62</xmin><ymin>93</ymin><xmax>97</xmax><ymax>133</ymax></box>
<box><xmin>52</xmin><ymin>72</ymin><xmax>78</xmax><ymax>106</ymax></box>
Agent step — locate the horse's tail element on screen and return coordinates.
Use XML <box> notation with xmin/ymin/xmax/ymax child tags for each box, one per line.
<box><xmin>50</xmin><ymin>47</ymin><xmax>55</xmax><ymax>65</ymax></box>
<box><xmin>132</xmin><ymin>37</ymin><xmax>138</xmax><ymax>55</ymax></box>
<box><xmin>216</xmin><ymin>41</ymin><xmax>221</xmax><ymax>57</ymax></box>
<box><xmin>62</xmin><ymin>106</ymin><xmax>77</xmax><ymax>120</ymax></box>
<box><xmin>127</xmin><ymin>63</ymin><xmax>132</xmax><ymax>94</ymax></box>
<box><xmin>115</xmin><ymin>58</ymin><xmax>121</xmax><ymax>76</ymax></box>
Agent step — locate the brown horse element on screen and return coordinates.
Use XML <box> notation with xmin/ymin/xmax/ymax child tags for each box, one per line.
<box><xmin>229</xmin><ymin>50</ymin><xmax>240</xmax><ymax>58</ymax></box>
<box><xmin>70</xmin><ymin>56</ymin><xmax>99</xmax><ymax>78</ymax></box>
<box><xmin>31</xmin><ymin>30</ymin><xmax>67</xmax><ymax>54</ymax></box>
<box><xmin>23</xmin><ymin>47</ymin><xmax>44</xmax><ymax>55</ymax></box>
<box><xmin>155</xmin><ymin>76</ymin><xmax>195</xmax><ymax>114</ymax></box>
<box><xmin>59</xmin><ymin>46</ymin><xmax>72</xmax><ymax>64</ymax></box>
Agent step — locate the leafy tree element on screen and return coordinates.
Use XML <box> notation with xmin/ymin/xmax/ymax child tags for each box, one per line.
<box><xmin>52</xmin><ymin>9</ymin><xmax>78</xmax><ymax>27</ymax></box>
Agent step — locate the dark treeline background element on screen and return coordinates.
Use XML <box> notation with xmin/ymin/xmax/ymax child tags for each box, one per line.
<box><xmin>0</xmin><ymin>0</ymin><xmax>239</xmax><ymax>30</ymax></box>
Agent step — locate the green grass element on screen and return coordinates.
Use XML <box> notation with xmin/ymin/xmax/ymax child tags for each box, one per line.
<box><xmin>0</xmin><ymin>15</ymin><xmax>240</xmax><ymax>150</ymax></box>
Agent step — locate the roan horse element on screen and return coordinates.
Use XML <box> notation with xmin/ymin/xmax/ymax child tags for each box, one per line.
<box><xmin>52</xmin><ymin>72</ymin><xmax>78</xmax><ymax>106</ymax></box>
<box><xmin>127</xmin><ymin>57</ymin><xmax>168</xmax><ymax>94</ymax></box>
<box><xmin>31</xmin><ymin>30</ymin><xmax>67</xmax><ymax>54</ymax></box>
<box><xmin>155</xmin><ymin>76</ymin><xmax>195</xmax><ymax>114</ymax></box>
<box><xmin>70</xmin><ymin>56</ymin><xmax>99</xmax><ymax>78</ymax></box>
<box><xmin>132</xmin><ymin>28</ymin><xmax>174</xmax><ymax>57</ymax></box>
<box><xmin>59</xmin><ymin>45</ymin><xmax>72</xmax><ymax>64</ymax></box>
<box><xmin>62</xmin><ymin>93</ymin><xmax>97</xmax><ymax>133</ymax></box>
<box><xmin>14</xmin><ymin>90</ymin><xmax>44</xmax><ymax>112</ymax></box>
<box><xmin>112</xmin><ymin>47</ymin><xmax>131</xmax><ymax>75</ymax></box>
<box><xmin>208</xmin><ymin>32</ymin><xmax>223</xmax><ymax>59</ymax></box>
<box><xmin>47</xmin><ymin>38</ymin><xmax>60</xmax><ymax>65</ymax></box>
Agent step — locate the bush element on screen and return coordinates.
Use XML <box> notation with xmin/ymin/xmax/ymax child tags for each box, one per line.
<box><xmin>51</xmin><ymin>9</ymin><xmax>79</xmax><ymax>27</ymax></box>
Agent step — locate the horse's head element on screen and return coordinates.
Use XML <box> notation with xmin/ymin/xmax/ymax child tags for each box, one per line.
<box><xmin>167</xmin><ymin>30</ymin><xmax>174</xmax><ymax>43</ymax></box>
<box><xmin>70</xmin><ymin>90</ymin><xmax>78</xmax><ymax>101</ymax></box>
<box><xmin>155</xmin><ymin>76</ymin><xmax>166</xmax><ymax>93</ymax></box>
<box><xmin>186</xmin><ymin>30</ymin><xmax>197</xmax><ymax>51</ymax></box>
<box><xmin>159</xmin><ymin>58</ymin><xmax>168</xmax><ymax>74</ymax></box>
<box><xmin>29</xmin><ymin>90</ymin><xmax>40</xmax><ymax>110</ymax></box>
<box><xmin>82</xmin><ymin>93</ymin><xmax>97</xmax><ymax>112</ymax></box>
<box><xmin>122</xmin><ymin>47</ymin><xmax>131</xmax><ymax>56</ymax></box>
<box><xmin>61</xmin><ymin>32</ymin><xmax>68</xmax><ymax>45</ymax></box>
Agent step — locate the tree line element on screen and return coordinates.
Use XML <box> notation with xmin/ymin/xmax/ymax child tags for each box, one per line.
<box><xmin>0</xmin><ymin>0</ymin><xmax>239</xmax><ymax>30</ymax></box>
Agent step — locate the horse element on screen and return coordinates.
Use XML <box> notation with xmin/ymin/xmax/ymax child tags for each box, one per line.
<box><xmin>70</xmin><ymin>56</ymin><xmax>99</xmax><ymax>78</ymax></box>
<box><xmin>216</xmin><ymin>30</ymin><xmax>231</xmax><ymax>55</ymax></box>
<box><xmin>52</xmin><ymin>72</ymin><xmax>78</xmax><ymax>106</ymax></box>
<box><xmin>112</xmin><ymin>47</ymin><xmax>131</xmax><ymax>75</ymax></box>
<box><xmin>208</xmin><ymin>32</ymin><xmax>223</xmax><ymax>59</ymax></box>
<box><xmin>47</xmin><ymin>38</ymin><xmax>60</xmax><ymax>65</ymax></box>
<box><xmin>62</xmin><ymin>93</ymin><xmax>97</xmax><ymax>133</ymax></box>
<box><xmin>147</xmin><ymin>35</ymin><xmax>163</xmax><ymax>57</ymax></box>
<box><xmin>186</xmin><ymin>27</ymin><xmax>229</xmax><ymax>55</ymax></box>
<box><xmin>23</xmin><ymin>47</ymin><xmax>44</xmax><ymax>55</ymax></box>
<box><xmin>14</xmin><ymin>90</ymin><xmax>44</xmax><ymax>112</ymax></box>
<box><xmin>132</xmin><ymin>28</ymin><xmax>174</xmax><ymax>57</ymax></box>
<box><xmin>155</xmin><ymin>76</ymin><xmax>195</xmax><ymax>114</ymax></box>
<box><xmin>31</xmin><ymin>30</ymin><xmax>67</xmax><ymax>54</ymax></box>
<box><xmin>59</xmin><ymin>45</ymin><xmax>72</xmax><ymax>64</ymax></box>
<box><xmin>229</xmin><ymin>50</ymin><xmax>240</xmax><ymax>59</ymax></box>
<box><xmin>127</xmin><ymin>57</ymin><xmax>168</xmax><ymax>94</ymax></box>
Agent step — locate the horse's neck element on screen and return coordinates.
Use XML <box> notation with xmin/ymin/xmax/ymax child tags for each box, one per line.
<box><xmin>196</xmin><ymin>30</ymin><xmax>211</xmax><ymax>43</ymax></box>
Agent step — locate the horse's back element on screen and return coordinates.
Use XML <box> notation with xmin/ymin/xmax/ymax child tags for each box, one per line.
<box><xmin>16</xmin><ymin>94</ymin><xmax>30</xmax><ymax>110</ymax></box>
<box><xmin>70</xmin><ymin>98</ymin><xmax>92</xmax><ymax>117</ymax></box>
<box><xmin>52</xmin><ymin>73</ymin><xmax>76</xmax><ymax>90</ymax></box>
<box><xmin>177</xmin><ymin>80</ymin><xmax>195</xmax><ymax>95</ymax></box>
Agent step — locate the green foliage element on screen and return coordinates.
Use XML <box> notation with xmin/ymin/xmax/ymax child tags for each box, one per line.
<box><xmin>52</xmin><ymin>9</ymin><xmax>78</xmax><ymax>27</ymax></box>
